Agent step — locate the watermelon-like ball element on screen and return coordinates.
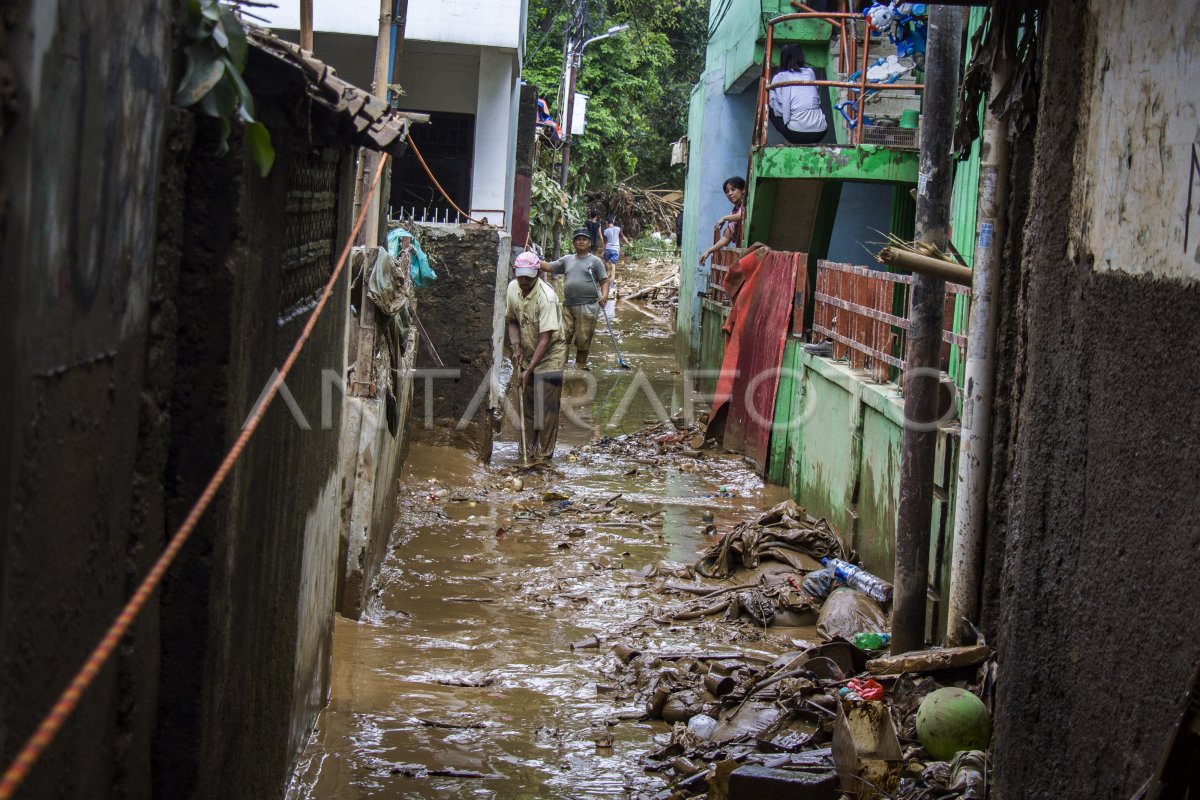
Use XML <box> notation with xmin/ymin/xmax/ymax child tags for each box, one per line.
<box><xmin>915</xmin><ymin>687</ymin><xmax>991</xmax><ymax>760</ymax></box>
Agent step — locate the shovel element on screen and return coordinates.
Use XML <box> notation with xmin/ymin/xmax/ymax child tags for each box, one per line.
<box><xmin>588</xmin><ymin>270</ymin><xmax>631</xmax><ymax>369</ymax></box>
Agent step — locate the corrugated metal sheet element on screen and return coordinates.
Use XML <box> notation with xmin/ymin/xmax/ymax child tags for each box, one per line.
<box><xmin>707</xmin><ymin>248</ymin><xmax>806</xmax><ymax>472</ymax></box>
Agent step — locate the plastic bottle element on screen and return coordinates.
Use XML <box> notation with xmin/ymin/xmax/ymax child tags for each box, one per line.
<box><xmin>837</xmin><ymin>686</ymin><xmax>863</xmax><ymax>705</ymax></box>
<box><xmin>821</xmin><ymin>558</ymin><xmax>894</xmax><ymax>603</ymax></box>
<box><xmin>851</xmin><ymin>632</ymin><xmax>892</xmax><ymax>650</ymax></box>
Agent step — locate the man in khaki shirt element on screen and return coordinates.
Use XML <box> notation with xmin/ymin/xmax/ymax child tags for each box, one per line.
<box><xmin>505</xmin><ymin>253</ymin><xmax>567</xmax><ymax>460</ymax></box>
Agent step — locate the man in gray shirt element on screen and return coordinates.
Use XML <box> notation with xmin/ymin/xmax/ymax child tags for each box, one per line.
<box><xmin>539</xmin><ymin>228</ymin><xmax>609</xmax><ymax>369</ymax></box>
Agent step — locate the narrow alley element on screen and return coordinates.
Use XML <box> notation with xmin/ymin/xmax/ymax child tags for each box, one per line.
<box><xmin>1</xmin><ymin>2</ymin><xmax>1198</xmax><ymax>800</ymax></box>
<box><xmin>288</xmin><ymin>260</ymin><xmax>792</xmax><ymax>798</ymax></box>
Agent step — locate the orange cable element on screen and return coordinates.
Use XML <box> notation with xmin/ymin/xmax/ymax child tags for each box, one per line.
<box><xmin>405</xmin><ymin>137</ymin><xmax>487</xmax><ymax>225</ymax></box>
<box><xmin>0</xmin><ymin>155</ymin><xmax>390</xmax><ymax>800</ymax></box>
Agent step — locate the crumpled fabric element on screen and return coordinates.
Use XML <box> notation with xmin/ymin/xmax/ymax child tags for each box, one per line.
<box><xmin>352</xmin><ymin>246</ymin><xmax>412</xmax><ymax>415</ymax></box>
<box><xmin>388</xmin><ymin>226</ymin><xmax>437</xmax><ymax>287</ymax></box>
<box><xmin>695</xmin><ymin>500</ymin><xmax>845</xmax><ymax>578</ymax></box>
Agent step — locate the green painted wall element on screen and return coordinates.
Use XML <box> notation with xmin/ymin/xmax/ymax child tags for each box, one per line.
<box><xmin>698</xmin><ymin>299</ymin><xmax>730</xmax><ymax>395</ymax></box>
<box><xmin>678</xmin><ymin>80</ymin><xmax>709</xmax><ymax>353</ymax></box>
<box><xmin>754</xmin><ymin>144</ymin><xmax>920</xmax><ymax>183</ymax></box>
<box><xmin>764</xmin><ymin>344</ymin><xmax>957</xmax><ymax>634</ymax></box>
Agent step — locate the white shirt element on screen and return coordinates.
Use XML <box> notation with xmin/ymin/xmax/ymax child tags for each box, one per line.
<box><xmin>768</xmin><ymin>68</ymin><xmax>827</xmax><ymax>133</ymax></box>
<box><xmin>603</xmin><ymin>226</ymin><xmax>621</xmax><ymax>251</ymax></box>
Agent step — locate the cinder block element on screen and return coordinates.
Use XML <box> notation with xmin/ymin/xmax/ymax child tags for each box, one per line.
<box><xmin>727</xmin><ymin>765</ymin><xmax>839</xmax><ymax>800</ymax></box>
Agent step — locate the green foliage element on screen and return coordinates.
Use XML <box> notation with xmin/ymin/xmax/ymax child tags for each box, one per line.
<box><xmin>524</xmin><ymin>0</ymin><xmax>708</xmax><ymax>191</ymax></box>
<box><xmin>176</xmin><ymin>0</ymin><xmax>275</xmax><ymax>177</ymax></box>
<box><xmin>530</xmin><ymin>167</ymin><xmax>584</xmax><ymax>251</ymax></box>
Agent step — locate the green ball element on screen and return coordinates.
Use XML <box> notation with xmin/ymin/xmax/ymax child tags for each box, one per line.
<box><xmin>915</xmin><ymin>687</ymin><xmax>991</xmax><ymax>760</ymax></box>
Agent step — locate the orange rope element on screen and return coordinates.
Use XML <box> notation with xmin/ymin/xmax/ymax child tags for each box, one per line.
<box><xmin>0</xmin><ymin>155</ymin><xmax>390</xmax><ymax>800</ymax></box>
<box><xmin>406</xmin><ymin>137</ymin><xmax>486</xmax><ymax>225</ymax></box>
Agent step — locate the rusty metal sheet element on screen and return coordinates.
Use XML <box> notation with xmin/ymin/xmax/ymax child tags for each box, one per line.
<box><xmin>707</xmin><ymin>248</ymin><xmax>806</xmax><ymax>472</ymax></box>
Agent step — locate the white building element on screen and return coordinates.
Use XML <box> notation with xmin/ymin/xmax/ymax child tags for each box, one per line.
<box><xmin>259</xmin><ymin>0</ymin><xmax>528</xmax><ymax>229</ymax></box>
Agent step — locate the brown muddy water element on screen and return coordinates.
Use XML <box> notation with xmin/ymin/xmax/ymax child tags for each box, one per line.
<box><xmin>288</xmin><ymin>268</ymin><xmax>790</xmax><ymax>799</ymax></box>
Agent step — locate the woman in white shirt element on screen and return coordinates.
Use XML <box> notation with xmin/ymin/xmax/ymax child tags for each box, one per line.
<box><xmin>768</xmin><ymin>44</ymin><xmax>828</xmax><ymax>145</ymax></box>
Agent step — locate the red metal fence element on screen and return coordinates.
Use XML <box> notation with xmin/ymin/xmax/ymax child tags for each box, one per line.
<box><xmin>812</xmin><ymin>260</ymin><xmax>969</xmax><ymax>381</ymax></box>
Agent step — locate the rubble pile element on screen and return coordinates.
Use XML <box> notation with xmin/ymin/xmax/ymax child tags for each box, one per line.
<box><xmin>562</xmin><ymin>445</ymin><xmax>995</xmax><ymax>799</ymax></box>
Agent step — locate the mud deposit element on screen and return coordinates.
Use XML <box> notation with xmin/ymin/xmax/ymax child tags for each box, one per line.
<box><xmin>288</xmin><ymin>268</ymin><xmax>791</xmax><ymax>798</ymax></box>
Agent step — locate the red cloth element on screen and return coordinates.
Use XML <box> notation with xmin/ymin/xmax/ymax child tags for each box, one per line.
<box><xmin>707</xmin><ymin>248</ymin><xmax>806</xmax><ymax>472</ymax></box>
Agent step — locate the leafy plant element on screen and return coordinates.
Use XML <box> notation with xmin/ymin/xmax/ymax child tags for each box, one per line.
<box><xmin>523</xmin><ymin>0</ymin><xmax>707</xmax><ymax>191</ymax></box>
<box><xmin>175</xmin><ymin>0</ymin><xmax>275</xmax><ymax>176</ymax></box>
<box><xmin>530</xmin><ymin>167</ymin><xmax>584</xmax><ymax>251</ymax></box>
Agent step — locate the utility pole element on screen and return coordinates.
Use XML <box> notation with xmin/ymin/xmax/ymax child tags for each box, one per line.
<box><xmin>890</xmin><ymin>6</ymin><xmax>963</xmax><ymax>655</ymax></box>
<box><xmin>552</xmin><ymin>0</ymin><xmax>585</xmax><ymax>258</ymax></box>
<box><xmin>352</xmin><ymin>0</ymin><xmax>397</xmax><ymax>398</ymax></box>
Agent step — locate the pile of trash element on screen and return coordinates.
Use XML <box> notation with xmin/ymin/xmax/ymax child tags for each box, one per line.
<box><xmin>585</xmin><ymin>499</ymin><xmax>994</xmax><ymax>799</ymax></box>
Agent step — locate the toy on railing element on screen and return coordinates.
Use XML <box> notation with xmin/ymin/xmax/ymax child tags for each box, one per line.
<box><xmin>835</xmin><ymin>55</ymin><xmax>917</xmax><ymax>130</ymax></box>
<box><xmin>864</xmin><ymin>2</ymin><xmax>927</xmax><ymax>65</ymax></box>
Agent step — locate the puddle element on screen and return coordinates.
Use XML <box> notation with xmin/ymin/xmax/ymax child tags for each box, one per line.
<box><xmin>288</xmin><ymin>264</ymin><xmax>790</xmax><ymax>799</ymax></box>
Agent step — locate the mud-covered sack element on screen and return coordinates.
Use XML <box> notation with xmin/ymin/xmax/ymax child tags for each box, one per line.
<box><xmin>816</xmin><ymin>587</ymin><xmax>889</xmax><ymax>641</ymax></box>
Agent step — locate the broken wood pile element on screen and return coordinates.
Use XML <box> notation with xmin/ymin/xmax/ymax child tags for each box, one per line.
<box><xmin>588</xmin><ymin>184</ymin><xmax>681</xmax><ymax>239</ymax></box>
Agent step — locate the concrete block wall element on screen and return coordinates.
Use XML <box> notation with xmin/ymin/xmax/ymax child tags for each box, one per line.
<box><xmin>0</xmin><ymin>8</ymin><xmax>360</xmax><ymax>783</ymax></box>
<box><xmin>410</xmin><ymin>224</ymin><xmax>510</xmax><ymax>458</ymax></box>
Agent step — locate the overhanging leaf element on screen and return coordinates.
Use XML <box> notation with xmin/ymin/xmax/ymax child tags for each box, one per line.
<box><xmin>245</xmin><ymin>121</ymin><xmax>275</xmax><ymax>177</ymax></box>
<box><xmin>219</xmin><ymin>5</ymin><xmax>248</xmax><ymax>70</ymax></box>
<box><xmin>198</xmin><ymin>72</ymin><xmax>239</xmax><ymax>119</ymax></box>
<box><xmin>221</xmin><ymin>54</ymin><xmax>256</xmax><ymax>119</ymax></box>
<box><xmin>212</xmin><ymin>19</ymin><xmax>229</xmax><ymax>49</ymax></box>
<box><xmin>175</xmin><ymin>42</ymin><xmax>225</xmax><ymax>107</ymax></box>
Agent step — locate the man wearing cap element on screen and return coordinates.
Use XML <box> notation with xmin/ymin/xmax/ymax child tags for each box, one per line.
<box><xmin>506</xmin><ymin>252</ymin><xmax>568</xmax><ymax>460</ymax></box>
<box><xmin>539</xmin><ymin>228</ymin><xmax>609</xmax><ymax>370</ymax></box>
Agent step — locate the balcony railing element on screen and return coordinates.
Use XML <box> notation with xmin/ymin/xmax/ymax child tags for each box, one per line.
<box><xmin>812</xmin><ymin>260</ymin><xmax>969</xmax><ymax>384</ymax></box>
<box><xmin>753</xmin><ymin>5</ymin><xmax>925</xmax><ymax>149</ymax></box>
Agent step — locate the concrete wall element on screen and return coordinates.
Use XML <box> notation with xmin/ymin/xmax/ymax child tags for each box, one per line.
<box><xmin>0</xmin><ymin>1</ymin><xmax>175</xmax><ymax>796</ymax></box>
<box><xmin>986</xmin><ymin>2</ymin><xmax>1200</xmax><ymax>796</ymax></box>
<box><xmin>410</xmin><ymin>224</ymin><xmax>511</xmax><ymax>457</ymax></box>
<box><xmin>154</xmin><ymin>118</ymin><xmax>356</xmax><ymax>800</ymax></box>
<box><xmin>763</xmin><ymin>343</ymin><xmax>957</xmax><ymax>638</ymax></box>
<box><xmin>0</xmin><ymin>3</ymin><xmax>360</xmax><ymax>786</ymax></box>
<box><xmin>679</xmin><ymin>68</ymin><xmax>758</xmax><ymax>359</ymax></box>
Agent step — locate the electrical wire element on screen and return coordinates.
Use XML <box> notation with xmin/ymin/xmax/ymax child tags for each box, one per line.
<box><xmin>0</xmin><ymin>155</ymin><xmax>392</xmax><ymax>800</ymax></box>
<box><xmin>405</xmin><ymin>137</ymin><xmax>486</xmax><ymax>225</ymax></box>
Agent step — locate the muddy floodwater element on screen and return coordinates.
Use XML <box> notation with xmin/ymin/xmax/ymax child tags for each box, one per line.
<box><xmin>288</xmin><ymin>269</ymin><xmax>790</xmax><ymax>798</ymax></box>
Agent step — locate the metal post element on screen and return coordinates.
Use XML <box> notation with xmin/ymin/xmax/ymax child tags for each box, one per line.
<box><xmin>946</xmin><ymin>55</ymin><xmax>1010</xmax><ymax>646</ymax></box>
<box><xmin>890</xmin><ymin>5</ymin><xmax>963</xmax><ymax>656</ymax></box>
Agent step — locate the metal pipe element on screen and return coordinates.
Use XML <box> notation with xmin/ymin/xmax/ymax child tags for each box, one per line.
<box><xmin>857</xmin><ymin>17</ymin><xmax>870</xmax><ymax>145</ymax></box>
<box><xmin>766</xmin><ymin>78</ymin><xmax>925</xmax><ymax>91</ymax></box>
<box><xmin>877</xmin><ymin>247</ymin><xmax>972</xmax><ymax>286</ymax></box>
<box><xmin>891</xmin><ymin>6</ymin><xmax>963</xmax><ymax>656</ymax></box>
<box><xmin>759</xmin><ymin>22</ymin><xmax>775</xmax><ymax>147</ymax></box>
<box><xmin>946</xmin><ymin>55</ymin><xmax>1011</xmax><ymax>646</ymax></box>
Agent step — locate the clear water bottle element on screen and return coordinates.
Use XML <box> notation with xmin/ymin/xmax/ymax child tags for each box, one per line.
<box><xmin>822</xmin><ymin>558</ymin><xmax>894</xmax><ymax>603</ymax></box>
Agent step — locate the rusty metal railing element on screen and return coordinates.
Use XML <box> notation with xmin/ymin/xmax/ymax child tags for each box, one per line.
<box><xmin>812</xmin><ymin>260</ymin><xmax>969</xmax><ymax>383</ymax></box>
<box><xmin>753</xmin><ymin>5</ymin><xmax>925</xmax><ymax>148</ymax></box>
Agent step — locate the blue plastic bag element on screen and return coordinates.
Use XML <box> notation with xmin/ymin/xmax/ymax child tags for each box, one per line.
<box><xmin>388</xmin><ymin>227</ymin><xmax>437</xmax><ymax>288</ymax></box>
